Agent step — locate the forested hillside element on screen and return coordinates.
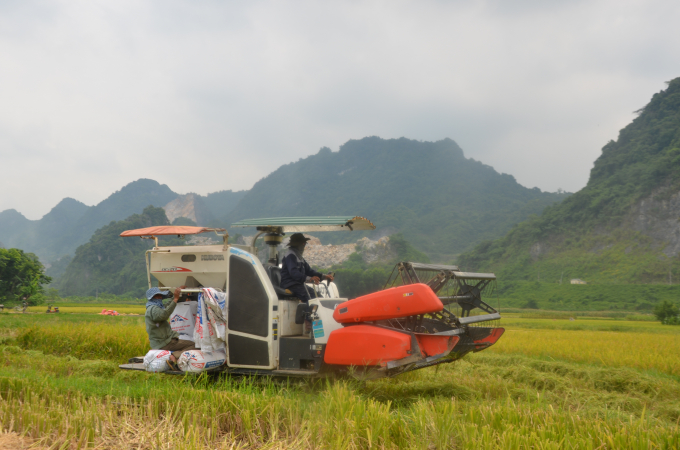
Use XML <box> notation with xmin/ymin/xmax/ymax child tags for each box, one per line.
<box><xmin>201</xmin><ymin>190</ymin><xmax>248</xmax><ymax>222</ymax></box>
<box><xmin>57</xmin><ymin>206</ymin><xmax>183</xmax><ymax>297</ymax></box>
<box><xmin>54</xmin><ymin>207</ymin><xmax>432</xmax><ymax>298</ymax></box>
<box><xmin>459</xmin><ymin>77</ymin><xmax>680</xmax><ymax>284</ymax></box>
<box><xmin>223</xmin><ymin>137</ymin><xmax>568</xmax><ymax>261</ymax></box>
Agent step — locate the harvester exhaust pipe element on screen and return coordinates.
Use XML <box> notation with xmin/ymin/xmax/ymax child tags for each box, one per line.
<box><xmin>263</xmin><ymin>233</ymin><xmax>284</xmax><ymax>265</ymax></box>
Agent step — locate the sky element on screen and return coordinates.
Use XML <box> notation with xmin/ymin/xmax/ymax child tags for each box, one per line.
<box><xmin>1</xmin><ymin>0</ymin><xmax>679</xmax><ymax>220</ymax></box>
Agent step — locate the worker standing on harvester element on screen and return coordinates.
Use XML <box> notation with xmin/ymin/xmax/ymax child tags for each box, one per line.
<box><xmin>280</xmin><ymin>233</ymin><xmax>334</xmax><ymax>302</ymax></box>
<box><xmin>145</xmin><ymin>286</ymin><xmax>196</xmax><ymax>369</ymax></box>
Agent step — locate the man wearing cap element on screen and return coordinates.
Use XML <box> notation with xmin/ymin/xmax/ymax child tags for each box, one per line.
<box><xmin>145</xmin><ymin>285</ymin><xmax>196</xmax><ymax>368</ymax></box>
<box><xmin>280</xmin><ymin>233</ymin><xmax>334</xmax><ymax>303</ymax></box>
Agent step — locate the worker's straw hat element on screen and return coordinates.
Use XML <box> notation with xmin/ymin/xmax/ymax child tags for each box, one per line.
<box><xmin>146</xmin><ymin>287</ymin><xmax>171</xmax><ymax>300</ymax></box>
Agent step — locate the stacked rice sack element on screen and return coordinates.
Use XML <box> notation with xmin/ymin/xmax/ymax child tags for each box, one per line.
<box><xmin>182</xmin><ymin>288</ymin><xmax>227</xmax><ymax>372</ymax></box>
<box><xmin>177</xmin><ymin>348</ymin><xmax>227</xmax><ymax>373</ymax></box>
<box><xmin>143</xmin><ymin>350</ymin><xmax>173</xmax><ymax>372</ymax></box>
<box><xmin>193</xmin><ymin>288</ymin><xmax>227</xmax><ymax>353</ymax></box>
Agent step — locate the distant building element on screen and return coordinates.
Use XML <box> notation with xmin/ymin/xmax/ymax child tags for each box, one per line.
<box><xmin>570</xmin><ymin>279</ymin><xmax>587</xmax><ymax>285</ymax></box>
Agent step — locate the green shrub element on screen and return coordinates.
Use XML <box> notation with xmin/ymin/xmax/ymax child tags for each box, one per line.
<box><xmin>523</xmin><ymin>299</ymin><xmax>539</xmax><ymax>309</ymax></box>
<box><xmin>654</xmin><ymin>300</ymin><xmax>680</xmax><ymax>325</ymax></box>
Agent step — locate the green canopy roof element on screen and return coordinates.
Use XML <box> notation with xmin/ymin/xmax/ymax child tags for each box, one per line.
<box><xmin>231</xmin><ymin>216</ymin><xmax>376</xmax><ymax>232</ymax></box>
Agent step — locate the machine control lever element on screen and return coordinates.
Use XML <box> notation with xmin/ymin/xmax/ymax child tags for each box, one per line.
<box><xmin>295</xmin><ymin>303</ymin><xmax>319</xmax><ymax>324</ymax></box>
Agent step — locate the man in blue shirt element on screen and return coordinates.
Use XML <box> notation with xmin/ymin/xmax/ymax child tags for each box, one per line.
<box><xmin>280</xmin><ymin>233</ymin><xmax>334</xmax><ymax>302</ymax></box>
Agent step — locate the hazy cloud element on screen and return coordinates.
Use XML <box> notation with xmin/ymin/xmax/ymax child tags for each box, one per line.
<box><xmin>1</xmin><ymin>0</ymin><xmax>679</xmax><ymax>218</ymax></box>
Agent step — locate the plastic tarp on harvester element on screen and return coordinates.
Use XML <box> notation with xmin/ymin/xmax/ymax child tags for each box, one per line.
<box><xmin>193</xmin><ymin>288</ymin><xmax>227</xmax><ymax>353</ymax></box>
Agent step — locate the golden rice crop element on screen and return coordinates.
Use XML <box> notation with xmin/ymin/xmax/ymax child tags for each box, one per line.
<box><xmin>16</xmin><ymin>323</ymin><xmax>149</xmax><ymax>363</ymax></box>
<box><xmin>5</xmin><ymin>312</ymin><xmax>680</xmax><ymax>448</ymax></box>
<box><xmin>490</xmin><ymin>328</ymin><xmax>680</xmax><ymax>375</ymax></box>
<box><xmin>502</xmin><ymin>317</ymin><xmax>675</xmax><ymax>333</ymax></box>
<box><xmin>0</xmin><ymin>371</ymin><xmax>678</xmax><ymax>450</ymax></box>
<box><xmin>26</xmin><ymin>305</ymin><xmax>145</xmax><ymax>314</ymax></box>
<box><xmin>3</xmin><ymin>322</ymin><xmax>680</xmax><ymax>448</ymax></box>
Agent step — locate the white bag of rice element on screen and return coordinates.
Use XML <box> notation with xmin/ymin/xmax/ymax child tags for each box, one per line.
<box><xmin>177</xmin><ymin>349</ymin><xmax>226</xmax><ymax>373</ymax></box>
<box><xmin>143</xmin><ymin>349</ymin><xmax>172</xmax><ymax>372</ymax></box>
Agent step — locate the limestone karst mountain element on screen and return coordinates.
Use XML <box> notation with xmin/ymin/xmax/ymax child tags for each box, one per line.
<box><xmin>0</xmin><ymin>180</ymin><xmax>177</xmax><ymax>262</ymax></box>
<box><xmin>221</xmin><ymin>137</ymin><xmax>569</xmax><ymax>261</ymax></box>
<box><xmin>0</xmin><ymin>180</ymin><xmax>246</xmax><ymax>263</ymax></box>
<box><xmin>3</xmin><ymin>138</ymin><xmax>567</xmax><ymax>270</ymax></box>
<box><xmin>459</xmin><ymin>77</ymin><xmax>680</xmax><ymax>284</ymax></box>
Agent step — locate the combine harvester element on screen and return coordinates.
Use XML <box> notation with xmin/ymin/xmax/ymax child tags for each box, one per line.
<box><xmin>119</xmin><ymin>216</ymin><xmax>503</xmax><ymax>378</ymax></box>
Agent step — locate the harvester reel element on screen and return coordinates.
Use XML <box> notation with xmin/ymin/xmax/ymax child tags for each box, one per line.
<box><xmin>456</xmin><ymin>283</ymin><xmax>481</xmax><ymax>317</ymax></box>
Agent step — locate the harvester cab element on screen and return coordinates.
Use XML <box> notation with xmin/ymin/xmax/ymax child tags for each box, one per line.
<box><xmin>119</xmin><ymin>216</ymin><xmax>504</xmax><ymax>378</ymax></box>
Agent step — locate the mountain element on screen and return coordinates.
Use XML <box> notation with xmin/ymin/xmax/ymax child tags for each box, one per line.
<box><xmin>0</xmin><ymin>180</ymin><xmax>247</xmax><ymax>263</ymax></box>
<box><xmin>37</xmin><ymin>198</ymin><xmax>92</xmax><ymax>240</ymax></box>
<box><xmin>223</xmin><ymin>137</ymin><xmax>569</xmax><ymax>261</ymax></box>
<box><xmin>57</xmin><ymin>206</ymin><xmax>182</xmax><ymax>297</ymax></box>
<box><xmin>0</xmin><ymin>208</ymin><xmax>33</xmax><ymax>247</ymax></box>
<box><xmin>459</xmin><ymin>77</ymin><xmax>680</xmax><ymax>285</ymax></box>
<box><xmin>200</xmin><ymin>190</ymin><xmax>248</xmax><ymax>223</ymax></box>
<box><xmin>60</xmin><ymin>179</ymin><xmax>179</xmax><ymax>254</ymax></box>
<box><xmin>3</xmin><ymin>139</ymin><xmax>568</xmax><ymax>266</ymax></box>
<box><xmin>0</xmin><ymin>198</ymin><xmax>90</xmax><ymax>260</ymax></box>
<box><xmin>0</xmin><ymin>179</ymin><xmax>179</xmax><ymax>262</ymax></box>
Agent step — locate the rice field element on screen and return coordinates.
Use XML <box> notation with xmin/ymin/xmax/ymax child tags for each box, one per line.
<box><xmin>1</xmin><ymin>310</ymin><xmax>679</xmax><ymax>449</ymax></box>
<box><xmin>26</xmin><ymin>303</ymin><xmax>145</xmax><ymax>315</ymax></box>
<box><xmin>491</xmin><ymin>328</ymin><xmax>680</xmax><ymax>375</ymax></box>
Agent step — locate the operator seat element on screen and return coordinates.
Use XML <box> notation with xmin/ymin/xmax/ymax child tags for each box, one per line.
<box><xmin>265</xmin><ymin>264</ymin><xmax>298</xmax><ymax>300</ymax></box>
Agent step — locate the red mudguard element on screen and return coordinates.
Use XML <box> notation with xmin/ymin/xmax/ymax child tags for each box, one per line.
<box><xmin>324</xmin><ymin>325</ymin><xmax>411</xmax><ymax>365</ymax></box>
<box><xmin>333</xmin><ymin>283</ymin><xmax>443</xmax><ymax>324</ymax></box>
